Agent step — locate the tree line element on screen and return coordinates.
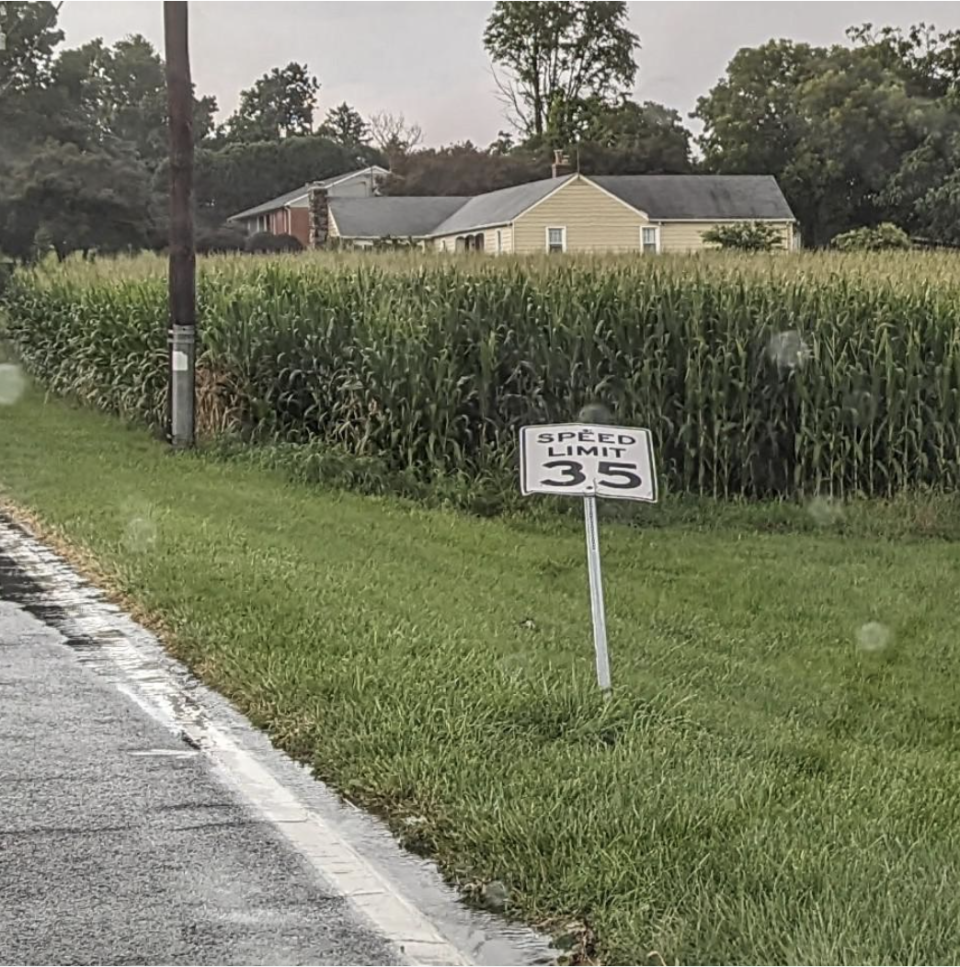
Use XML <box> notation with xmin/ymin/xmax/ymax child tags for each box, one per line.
<box><xmin>3</xmin><ymin>1</ymin><xmax>960</xmax><ymax>261</ymax></box>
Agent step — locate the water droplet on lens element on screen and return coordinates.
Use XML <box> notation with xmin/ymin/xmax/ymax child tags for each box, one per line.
<box><xmin>843</xmin><ymin>389</ymin><xmax>876</xmax><ymax>425</ymax></box>
<box><xmin>767</xmin><ymin>331</ymin><xmax>811</xmax><ymax>372</ymax></box>
<box><xmin>806</xmin><ymin>495</ymin><xmax>844</xmax><ymax>527</ymax></box>
<box><xmin>123</xmin><ymin>515</ymin><xmax>158</xmax><ymax>553</ymax></box>
<box><xmin>856</xmin><ymin>621</ymin><xmax>892</xmax><ymax>652</ymax></box>
<box><xmin>481</xmin><ymin>879</ymin><xmax>510</xmax><ymax>911</ymax></box>
<box><xmin>0</xmin><ymin>363</ymin><xmax>27</xmax><ymax>405</ymax></box>
<box><xmin>578</xmin><ymin>403</ymin><xmax>613</xmax><ymax>424</ymax></box>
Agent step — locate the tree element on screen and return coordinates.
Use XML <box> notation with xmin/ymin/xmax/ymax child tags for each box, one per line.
<box><xmin>379</xmin><ymin>142</ymin><xmax>547</xmax><ymax>196</ymax></box>
<box><xmin>0</xmin><ymin>4</ymin><xmax>218</xmax><ymax>260</ymax></box>
<box><xmin>49</xmin><ymin>34</ymin><xmax>216</xmax><ymax>161</ymax></box>
<box><xmin>693</xmin><ymin>40</ymin><xmax>823</xmax><ymax>178</ymax></box>
<box><xmin>319</xmin><ymin>102</ymin><xmax>368</xmax><ymax>147</ymax></box>
<box><xmin>368</xmin><ymin>110</ymin><xmax>422</xmax><ymax>166</ymax></box>
<box><xmin>483</xmin><ymin>1</ymin><xmax>639</xmax><ymax>144</ymax></box>
<box><xmin>0</xmin><ymin>1</ymin><xmax>62</xmax><ymax>97</ymax></box>
<box><xmin>12</xmin><ymin>140</ymin><xmax>154</xmax><ymax>259</ymax></box>
<box><xmin>694</xmin><ymin>32</ymin><xmax>951</xmax><ymax>245</ymax></box>
<box><xmin>221</xmin><ymin>62</ymin><xmax>319</xmax><ymax>142</ymax></box>
<box><xmin>0</xmin><ymin>1</ymin><xmax>66</xmax><ymax>152</ymax></box>
<box><xmin>576</xmin><ymin>99</ymin><xmax>691</xmax><ymax>172</ymax></box>
<box><xmin>702</xmin><ymin>222</ymin><xmax>782</xmax><ymax>251</ymax></box>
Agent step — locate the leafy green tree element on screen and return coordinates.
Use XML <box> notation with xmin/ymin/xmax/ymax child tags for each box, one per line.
<box><xmin>0</xmin><ymin>1</ymin><xmax>62</xmax><ymax>96</ymax></box>
<box><xmin>47</xmin><ymin>34</ymin><xmax>217</xmax><ymax>161</ymax></box>
<box><xmin>0</xmin><ymin>4</ymin><xmax>213</xmax><ymax>260</ymax></box>
<box><xmin>0</xmin><ymin>1</ymin><xmax>65</xmax><ymax>149</ymax></box>
<box><xmin>702</xmin><ymin>222</ymin><xmax>782</xmax><ymax>251</ymax></box>
<box><xmin>484</xmin><ymin>1</ymin><xmax>639</xmax><ymax>144</ymax></box>
<box><xmin>694</xmin><ymin>32</ymin><xmax>952</xmax><ymax>245</ymax></box>
<box><xmin>380</xmin><ymin>142</ymin><xmax>547</xmax><ymax>196</ymax></box>
<box><xmin>576</xmin><ymin>99</ymin><xmax>691</xmax><ymax>172</ymax></box>
<box><xmin>693</xmin><ymin>40</ymin><xmax>823</xmax><ymax>177</ymax></box>
<box><xmin>13</xmin><ymin>140</ymin><xmax>154</xmax><ymax>259</ymax></box>
<box><xmin>319</xmin><ymin>102</ymin><xmax>368</xmax><ymax>147</ymax></box>
<box><xmin>220</xmin><ymin>62</ymin><xmax>319</xmax><ymax>142</ymax></box>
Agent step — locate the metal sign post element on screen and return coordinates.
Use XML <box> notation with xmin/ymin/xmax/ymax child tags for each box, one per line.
<box><xmin>582</xmin><ymin>486</ymin><xmax>611</xmax><ymax>694</ymax></box>
<box><xmin>519</xmin><ymin>422</ymin><xmax>658</xmax><ymax>694</ymax></box>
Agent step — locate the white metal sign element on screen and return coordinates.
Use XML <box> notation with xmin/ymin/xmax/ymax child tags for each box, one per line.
<box><xmin>520</xmin><ymin>423</ymin><xmax>657</xmax><ymax>502</ymax></box>
<box><xmin>519</xmin><ymin>421</ymin><xmax>658</xmax><ymax>696</ymax></box>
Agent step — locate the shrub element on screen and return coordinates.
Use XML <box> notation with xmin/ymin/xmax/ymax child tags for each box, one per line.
<box><xmin>831</xmin><ymin>223</ymin><xmax>912</xmax><ymax>251</ymax></box>
<box><xmin>244</xmin><ymin>232</ymin><xmax>304</xmax><ymax>254</ymax></box>
<box><xmin>196</xmin><ymin>223</ymin><xmax>249</xmax><ymax>254</ymax></box>
<box><xmin>701</xmin><ymin>222</ymin><xmax>783</xmax><ymax>251</ymax></box>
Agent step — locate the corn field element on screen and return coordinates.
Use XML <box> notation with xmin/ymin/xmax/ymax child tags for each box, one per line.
<box><xmin>5</xmin><ymin>250</ymin><xmax>960</xmax><ymax>499</ymax></box>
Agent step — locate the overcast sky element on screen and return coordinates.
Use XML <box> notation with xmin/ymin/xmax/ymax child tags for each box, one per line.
<box><xmin>59</xmin><ymin>1</ymin><xmax>960</xmax><ymax>145</ymax></box>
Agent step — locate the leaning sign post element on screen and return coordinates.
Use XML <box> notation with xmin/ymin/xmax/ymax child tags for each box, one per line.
<box><xmin>520</xmin><ymin>422</ymin><xmax>658</xmax><ymax>695</ymax></box>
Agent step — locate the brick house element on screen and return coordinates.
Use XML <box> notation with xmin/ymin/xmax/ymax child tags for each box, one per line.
<box><xmin>227</xmin><ymin>166</ymin><xmax>388</xmax><ymax>247</ymax></box>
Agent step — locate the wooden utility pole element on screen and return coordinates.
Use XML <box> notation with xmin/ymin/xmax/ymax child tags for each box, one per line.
<box><xmin>164</xmin><ymin>0</ymin><xmax>195</xmax><ymax>447</ymax></box>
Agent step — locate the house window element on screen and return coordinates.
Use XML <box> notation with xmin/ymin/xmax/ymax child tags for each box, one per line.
<box><xmin>496</xmin><ymin>229</ymin><xmax>503</xmax><ymax>254</ymax></box>
<box><xmin>641</xmin><ymin>226</ymin><xmax>661</xmax><ymax>253</ymax></box>
<box><xmin>546</xmin><ymin>226</ymin><xmax>566</xmax><ymax>253</ymax></box>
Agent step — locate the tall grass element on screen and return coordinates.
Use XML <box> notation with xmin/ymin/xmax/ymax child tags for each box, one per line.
<box><xmin>6</xmin><ymin>250</ymin><xmax>960</xmax><ymax>499</ymax></box>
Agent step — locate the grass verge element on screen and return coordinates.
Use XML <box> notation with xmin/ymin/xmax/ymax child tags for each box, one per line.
<box><xmin>3</xmin><ymin>391</ymin><xmax>960</xmax><ymax>965</ymax></box>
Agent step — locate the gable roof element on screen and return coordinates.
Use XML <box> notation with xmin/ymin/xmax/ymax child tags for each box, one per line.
<box><xmin>427</xmin><ymin>176</ymin><xmax>573</xmax><ymax>237</ymax></box>
<box><xmin>590</xmin><ymin>175</ymin><xmax>795</xmax><ymax>221</ymax></box>
<box><xmin>228</xmin><ymin>166</ymin><xmax>389</xmax><ymax>221</ymax></box>
<box><xmin>330</xmin><ymin>196</ymin><xmax>469</xmax><ymax>238</ymax></box>
<box><xmin>232</xmin><ymin>171</ymin><xmax>795</xmax><ymax>237</ymax></box>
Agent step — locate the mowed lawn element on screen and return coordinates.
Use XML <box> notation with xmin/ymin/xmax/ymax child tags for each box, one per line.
<box><xmin>4</xmin><ymin>393</ymin><xmax>960</xmax><ymax>965</ymax></box>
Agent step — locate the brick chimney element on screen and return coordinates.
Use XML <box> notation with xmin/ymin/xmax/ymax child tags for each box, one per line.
<box><xmin>307</xmin><ymin>184</ymin><xmax>329</xmax><ymax>249</ymax></box>
<box><xmin>551</xmin><ymin>149</ymin><xmax>571</xmax><ymax>179</ymax></box>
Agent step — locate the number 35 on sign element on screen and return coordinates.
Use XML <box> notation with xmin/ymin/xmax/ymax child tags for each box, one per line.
<box><xmin>520</xmin><ymin>423</ymin><xmax>657</xmax><ymax>502</ymax></box>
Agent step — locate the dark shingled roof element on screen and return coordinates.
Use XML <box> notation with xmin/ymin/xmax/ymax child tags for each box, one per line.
<box><xmin>330</xmin><ymin>196</ymin><xmax>469</xmax><ymax>239</ymax></box>
<box><xmin>233</xmin><ymin>172</ymin><xmax>795</xmax><ymax>237</ymax></box>
<box><xmin>228</xmin><ymin>167</ymin><xmax>387</xmax><ymax>221</ymax></box>
<box><xmin>229</xmin><ymin>184</ymin><xmax>314</xmax><ymax>221</ymax></box>
<box><xmin>427</xmin><ymin>176</ymin><xmax>574</xmax><ymax>237</ymax></box>
<box><xmin>591</xmin><ymin>175</ymin><xmax>795</xmax><ymax>220</ymax></box>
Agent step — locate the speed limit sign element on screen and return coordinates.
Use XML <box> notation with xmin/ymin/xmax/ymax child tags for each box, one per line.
<box><xmin>520</xmin><ymin>423</ymin><xmax>657</xmax><ymax>502</ymax></box>
<box><xmin>519</xmin><ymin>422</ymin><xmax>658</xmax><ymax>696</ymax></box>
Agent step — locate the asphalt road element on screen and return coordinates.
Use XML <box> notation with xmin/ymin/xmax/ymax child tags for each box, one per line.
<box><xmin>0</xmin><ymin>519</ymin><xmax>551</xmax><ymax>967</ymax></box>
<box><xmin>0</xmin><ymin>592</ymin><xmax>402</xmax><ymax>966</ymax></box>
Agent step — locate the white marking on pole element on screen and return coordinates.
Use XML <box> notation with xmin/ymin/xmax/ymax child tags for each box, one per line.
<box><xmin>583</xmin><ymin>490</ymin><xmax>611</xmax><ymax>695</ymax></box>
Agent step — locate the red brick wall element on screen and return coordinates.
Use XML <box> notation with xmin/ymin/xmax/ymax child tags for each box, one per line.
<box><xmin>248</xmin><ymin>208</ymin><xmax>309</xmax><ymax>246</ymax></box>
<box><xmin>289</xmin><ymin>208</ymin><xmax>310</xmax><ymax>246</ymax></box>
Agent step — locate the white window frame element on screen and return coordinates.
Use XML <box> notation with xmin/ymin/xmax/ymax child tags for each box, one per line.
<box><xmin>496</xmin><ymin>229</ymin><xmax>503</xmax><ymax>254</ymax></box>
<box><xmin>546</xmin><ymin>226</ymin><xmax>567</xmax><ymax>253</ymax></box>
<box><xmin>641</xmin><ymin>225</ymin><xmax>661</xmax><ymax>254</ymax></box>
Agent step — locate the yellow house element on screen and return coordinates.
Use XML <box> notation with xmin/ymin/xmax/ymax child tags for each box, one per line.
<box><xmin>326</xmin><ymin>173</ymin><xmax>798</xmax><ymax>254</ymax></box>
